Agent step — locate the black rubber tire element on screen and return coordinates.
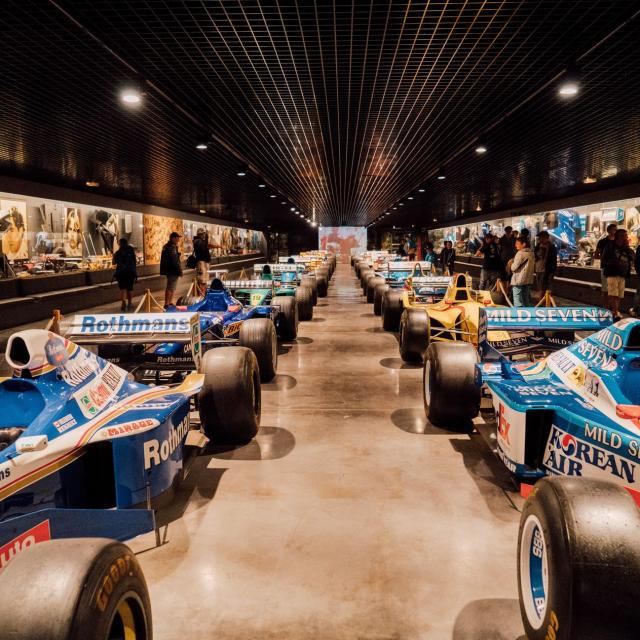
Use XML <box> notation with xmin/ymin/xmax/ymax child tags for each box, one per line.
<box><xmin>199</xmin><ymin>346</ymin><xmax>261</xmax><ymax>442</ymax></box>
<box><xmin>517</xmin><ymin>477</ymin><xmax>640</xmax><ymax>640</ymax></box>
<box><xmin>296</xmin><ymin>286</ymin><xmax>314</xmax><ymax>321</ymax></box>
<box><xmin>316</xmin><ymin>274</ymin><xmax>328</xmax><ymax>297</ymax></box>
<box><xmin>382</xmin><ymin>289</ymin><xmax>404</xmax><ymax>331</ymax></box>
<box><xmin>273</xmin><ymin>294</ymin><xmax>298</xmax><ymax>339</ymax></box>
<box><xmin>176</xmin><ymin>294</ymin><xmax>201</xmax><ymax>307</ymax></box>
<box><xmin>373</xmin><ymin>282</ymin><xmax>389</xmax><ymax>316</ymax></box>
<box><xmin>239</xmin><ymin>318</ymin><xmax>277</xmax><ymax>382</ymax></box>
<box><xmin>360</xmin><ymin>269</ymin><xmax>375</xmax><ymax>290</ymax></box>
<box><xmin>363</xmin><ymin>273</ymin><xmax>379</xmax><ymax>299</ymax></box>
<box><xmin>366</xmin><ymin>277</ymin><xmax>384</xmax><ymax>303</ymax></box>
<box><xmin>423</xmin><ymin>342</ymin><xmax>480</xmax><ymax>428</ymax></box>
<box><xmin>399</xmin><ymin>309</ymin><xmax>430</xmax><ymax>362</ymax></box>
<box><xmin>300</xmin><ymin>274</ymin><xmax>318</xmax><ymax>305</ymax></box>
<box><xmin>0</xmin><ymin>538</ymin><xmax>152</xmax><ymax>640</ymax></box>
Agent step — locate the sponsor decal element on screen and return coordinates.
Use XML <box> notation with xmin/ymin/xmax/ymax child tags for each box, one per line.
<box><xmin>137</xmin><ymin>401</ymin><xmax>175</xmax><ymax>410</ymax></box>
<box><xmin>496</xmin><ymin>444</ymin><xmax>516</xmax><ymax>473</ymax></box>
<box><xmin>0</xmin><ymin>520</ymin><xmax>51</xmax><ymax>571</ymax></box>
<box><xmin>53</xmin><ymin>413</ymin><xmax>78</xmax><ymax>434</ymax></box>
<box><xmin>143</xmin><ymin>415</ymin><xmax>190</xmax><ymax>469</ymax></box>
<box><xmin>498</xmin><ymin>404</ymin><xmax>511</xmax><ymax>445</ymax></box>
<box><xmin>44</xmin><ymin>335</ymin><xmax>69</xmax><ymax>366</ymax></box>
<box><xmin>223</xmin><ymin>321</ymin><xmax>243</xmax><ymax>337</ymax></box>
<box><xmin>98</xmin><ymin>418</ymin><xmax>159</xmax><ymax>440</ymax></box>
<box><xmin>576</xmin><ymin>340</ymin><xmax>617</xmax><ymax>371</ymax></box>
<box><xmin>486</xmin><ymin>307</ymin><xmax>611</xmax><ymax>325</ymax></box>
<box><xmin>95</xmin><ymin>554</ymin><xmax>138</xmax><ymax>612</ymax></box>
<box><xmin>548</xmin><ymin>351</ymin><xmax>575</xmax><ymax>374</ymax></box>
<box><xmin>483</xmin><ymin>363</ymin><xmax>501</xmax><ymax>375</ymax></box>
<box><xmin>79</xmin><ymin>314</ymin><xmax>190</xmax><ymax>334</ymax></box>
<box><xmin>543</xmin><ymin>425</ymin><xmax>636</xmax><ymax>484</ymax></box>
<box><xmin>58</xmin><ymin>350</ymin><xmax>98</xmax><ymax>386</ymax></box>
<box><xmin>594</xmin><ymin>328</ymin><xmax>623</xmax><ymax>352</ymax></box>
<box><xmin>513</xmin><ymin>385</ymin><xmax>573</xmax><ymax>397</ymax></box>
<box><xmin>73</xmin><ymin>363</ymin><xmax>126</xmax><ymax>418</ymax></box>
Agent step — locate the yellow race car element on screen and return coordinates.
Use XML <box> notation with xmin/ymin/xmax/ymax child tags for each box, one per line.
<box><xmin>398</xmin><ymin>272</ymin><xmax>501</xmax><ymax>362</ymax></box>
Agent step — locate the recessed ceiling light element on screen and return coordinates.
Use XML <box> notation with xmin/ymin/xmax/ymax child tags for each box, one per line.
<box><xmin>196</xmin><ymin>142</ymin><xmax>208</xmax><ymax>151</ymax></box>
<box><xmin>475</xmin><ymin>143</ymin><xmax>487</xmax><ymax>154</ymax></box>
<box><xmin>392</xmin><ymin>207</ymin><xmax>397</xmax><ymax>210</ymax></box>
<box><xmin>290</xmin><ymin>207</ymin><xmax>296</xmax><ymax>211</ymax></box>
<box><xmin>85</xmin><ymin>180</ymin><xmax>100</xmax><ymax>188</ymax></box>
<box><xmin>258</xmin><ymin>183</ymin><xmax>266</xmax><ymax>188</ymax></box>
<box><xmin>408</xmin><ymin>196</ymin><xmax>414</xmax><ymax>200</ymax></box>
<box><xmin>199</xmin><ymin>209</ymin><xmax>206</xmax><ymax>214</ymax></box>
<box><xmin>437</xmin><ymin>167</ymin><xmax>446</xmax><ymax>180</ymax></box>
<box><xmin>270</xmin><ymin>194</ymin><xmax>277</xmax><ymax>198</ymax></box>
<box><xmin>419</xmin><ymin>187</ymin><xmax>426</xmax><ymax>192</ymax></box>
<box><xmin>281</xmin><ymin>201</ymin><xmax>287</xmax><ymax>205</ymax></box>
<box><xmin>399</xmin><ymin>203</ymin><xmax>404</xmax><ymax>206</ymax></box>
<box><xmin>583</xmin><ymin>176</ymin><xmax>598</xmax><ymax>184</ymax></box>
<box><xmin>558</xmin><ymin>81</ymin><xmax>579</xmax><ymax>97</ymax></box>
<box><xmin>120</xmin><ymin>87</ymin><xmax>142</xmax><ymax>106</ymax></box>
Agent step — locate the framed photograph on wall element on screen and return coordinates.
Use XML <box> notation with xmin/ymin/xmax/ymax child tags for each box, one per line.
<box><xmin>63</xmin><ymin>207</ymin><xmax>83</xmax><ymax>257</ymax></box>
<box><xmin>0</xmin><ymin>199</ymin><xmax>28</xmax><ymax>260</ymax></box>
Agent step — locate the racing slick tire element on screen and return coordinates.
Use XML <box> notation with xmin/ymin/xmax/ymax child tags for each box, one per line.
<box><xmin>517</xmin><ymin>477</ymin><xmax>640</xmax><ymax>640</ymax></box>
<box><xmin>363</xmin><ymin>273</ymin><xmax>379</xmax><ymax>300</ymax></box>
<box><xmin>316</xmin><ymin>274</ymin><xmax>328</xmax><ymax>298</ymax></box>
<box><xmin>0</xmin><ymin>538</ymin><xmax>152</xmax><ymax>640</ymax></box>
<box><xmin>273</xmin><ymin>294</ymin><xmax>299</xmax><ymax>340</ymax></box>
<box><xmin>360</xmin><ymin>269</ymin><xmax>375</xmax><ymax>291</ymax></box>
<box><xmin>239</xmin><ymin>318</ymin><xmax>278</xmax><ymax>382</ymax></box>
<box><xmin>300</xmin><ymin>274</ymin><xmax>318</xmax><ymax>305</ymax></box>
<box><xmin>399</xmin><ymin>309</ymin><xmax>430</xmax><ymax>362</ymax></box>
<box><xmin>381</xmin><ymin>289</ymin><xmax>404</xmax><ymax>331</ymax></box>
<box><xmin>366</xmin><ymin>277</ymin><xmax>384</xmax><ymax>303</ymax></box>
<box><xmin>296</xmin><ymin>285</ymin><xmax>314</xmax><ymax>321</ymax></box>
<box><xmin>423</xmin><ymin>342</ymin><xmax>479</xmax><ymax>428</ymax></box>
<box><xmin>199</xmin><ymin>346</ymin><xmax>261</xmax><ymax>442</ymax></box>
<box><xmin>176</xmin><ymin>294</ymin><xmax>201</xmax><ymax>307</ymax></box>
<box><xmin>373</xmin><ymin>282</ymin><xmax>389</xmax><ymax>316</ymax></box>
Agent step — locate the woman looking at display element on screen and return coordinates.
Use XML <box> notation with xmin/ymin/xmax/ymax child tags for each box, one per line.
<box><xmin>112</xmin><ymin>238</ymin><xmax>137</xmax><ymax>311</ymax></box>
<box><xmin>510</xmin><ymin>236</ymin><xmax>535</xmax><ymax>307</ymax></box>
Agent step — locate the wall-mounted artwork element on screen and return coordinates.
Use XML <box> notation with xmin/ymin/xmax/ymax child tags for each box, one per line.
<box><xmin>0</xmin><ymin>199</ymin><xmax>29</xmax><ymax>260</ymax></box>
<box><xmin>63</xmin><ymin>207</ymin><xmax>83</xmax><ymax>257</ymax></box>
<box><xmin>143</xmin><ymin>214</ymin><xmax>183</xmax><ymax>264</ymax></box>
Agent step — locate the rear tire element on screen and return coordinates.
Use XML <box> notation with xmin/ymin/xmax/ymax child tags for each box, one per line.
<box><xmin>382</xmin><ymin>289</ymin><xmax>403</xmax><ymax>331</ymax></box>
<box><xmin>360</xmin><ymin>269</ymin><xmax>374</xmax><ymax>291</ymax></box>
<box><xmin>273</xmin><ymin>295</ymin><xmax>298</xmax><ymax>339</ymax></box>
<box><xmin>199</xmin><ymin>346</ymin><xmax>261</xmax><ymax>442</ymax></box>
<box><xmin>367</xmin><ymin>277</ymin><xmax>384</xmax><ymax>303</ymax></box>
<box><xmin>296</xmin><ymin>286</ymin><xmax>314</xmax><ymax>321</ymax></box>
<box><xmin>239</xmin><ymin>318</ymin><xmax>277</xmax><ymax>381</ymax></box>
<box><xmin>399</xmin><ymin>309</ymin><xmax>430</xmax><ymax>362</ymax></box>
<box><xmin>176</xmin><ymin>294</ymin><xmax>201</xmax><ymax>307</ymax></box>
<box><xmin>300</xmin><ymin>274</ymin><xmax>318</xmax><ymax>305</ymax></box>
<box><xmin>316</xmin><ymin>274</ymin><xmax>328</xmax><ymax>298</ymax></box>
<box><xmin>518</xmin><ymin>477</ymin><xmax>640</xmax><ymax>640</ymax></box>
<box><xmin>0</xmin><ymin>538</ymin><xmax>152</xmax><ymax>640</ymax></box>
<box><xmin>423</xmin><ymin>342</ymin><xmax>479</xmax><ymax>428</ymax></box>
<box><xmin>373</xmin><ymin>283</ymin><xmax>389</xmax><ymax>316</ymax></box>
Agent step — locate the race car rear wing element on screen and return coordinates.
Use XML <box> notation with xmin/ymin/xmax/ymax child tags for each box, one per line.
<box><xmin>383</xmin><ymin>261</ymin><xmax>433</xmax><ymax>272</ymax></box>
<box><xmin>411</xmin><ymin>275</ymin><xmax>452</xmax><ymax>289</ymax></box>
<box><xmin>478</xmin><ymin>306</ymin><xmax>613</xmax><ymax>358</ymax></box>
<box><xmin>225</xmin><ymin>279</ymin><xmax>274</xmax><ymax>290</ymax></box>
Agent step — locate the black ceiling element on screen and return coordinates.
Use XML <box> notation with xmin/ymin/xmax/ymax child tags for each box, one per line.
<box><xmin>1</xmin><ymin>1</ymin><xmax>639</xmax><ymax>228</ymax></box>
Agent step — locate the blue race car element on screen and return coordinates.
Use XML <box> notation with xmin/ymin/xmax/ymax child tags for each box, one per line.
<box><xmin>90</xmin><ymin>277</ymin><xmax>285</xmax><ymax>382</ymax></box>
<box><xmin>0</xmin><ymin>323</ymin><xmax>260</xmax><ymax>567</ymax></box>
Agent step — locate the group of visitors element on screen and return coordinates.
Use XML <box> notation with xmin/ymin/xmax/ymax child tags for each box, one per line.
<box><xmin>473</xmin><ymin>226</ymin><xmax>557</xmax><ymax>307</ymax></box>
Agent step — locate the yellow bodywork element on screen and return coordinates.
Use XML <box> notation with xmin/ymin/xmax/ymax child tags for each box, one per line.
<box><xmin>403</xmin><ymin>273</ymin><xmax>502</xmax><ymax>345</ymax></box>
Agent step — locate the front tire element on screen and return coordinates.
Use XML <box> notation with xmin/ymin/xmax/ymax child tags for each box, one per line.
<box><xmin>373</xmin><ymin>282</ymin><xmax>389</xmax><ymax>316</ymax></box>
<box><xmin>0</xmin><ymin>538</ymin><xmax>152</xmax><ymax>640</ymax></box>
<box><xmin>399</xmin><ymin>309</ymin><xmax>430</xmax><ymax>362</ymax></box>
<box><xmin>316</xmin><ymin>274</ymin><xmax>328</xmax><ymax>298</ymax></box>
<box><xmin>518</xmin><ymin>477</ymin><xmax>640</xmax><ymax>640</ymax></box>
<box><xmin>300</xmin><ymin>274</ymin><xmax>318</xmax><ymax>305</ymax></box>
<box><xmin>239</xmin><ymin>318</ymin><xmax>278</xmax><ymax>381</ymax></box>
<box><xmin>423</xmin><ymin>342</ymin><xmax>479</xmax><ymax>428</ymax></box>
<box><xmin>382</xmin><ymin>289</ymin><xmax>403</xmax><ymax>331</ymax></box>
<box><xmin>273</xmin><ymin>295</ymin><xmax>298</xmax><ymax>339</ymax></box>
<box><xmin>199</xmin><ymin>346</ymin><xmax>261</xmax><ymax>443</ymax></box>
<box><xmin>296</xmin><ymin>286</ymin><xmax>314</xmax><ymax>321</ymax></box>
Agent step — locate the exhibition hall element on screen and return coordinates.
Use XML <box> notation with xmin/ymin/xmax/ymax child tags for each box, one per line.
<box><xmin>0</xmin><ymin>1</ymin><xmax>639</xmax><ymax>639</ymax></box>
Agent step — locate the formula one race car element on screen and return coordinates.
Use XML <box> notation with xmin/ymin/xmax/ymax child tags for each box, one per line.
<box><xmin>279</xmin><ymin>255</ymin><xmax>331</xmax><ymax>297</ymax></box>
<box><xmin>253</xmin><ymin>263</ymin><xmax>315</xmax><ymax>320</ymax></box>
<box><xmin>0</xmin><ymin>326</ymin><xmax>260</xmax><ymax>571</ymax></box>
<box><xmin>398</xmin><ymin>272</ymin><xmax>495</xmax><ymax>362</ymax></box>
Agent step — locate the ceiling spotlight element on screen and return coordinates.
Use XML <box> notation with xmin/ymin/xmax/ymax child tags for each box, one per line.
<box><xmin>270</xmin><ymin>194</ymin><xmax>277</xmax><ymax>198</ymax></box>
<box><xmin>281</xmin><ymin>201</ymin><xmax>287</xmax><ymax>205</ymax></box>
<box><xmin>199</xmin><ymin>209</ymin><xmax>206</xmax><ymax>214</ymax></box>
<box><xmin>475</xmin><ymin>139</ymin><xmax>488</xmax><ymax>154</ymax></box>
<box><xmin>558</xmin><ymin>81</ymin><xmax>579</xmax><ymax>97</ymax></box>
<box><xmin>195</xmin><ymin>141</ymin><xmax>208</xmax><ymax>151</ymax></box>
<box><xmin>290</xmin><ymin>207</ymin><xmax>296</xmax><ymax>211</ymax></box>
<box><xmin>418</xmin><ymin>187</ymin><xmax>426</xmax><ymax>193</ymax></box>
<box><xmin>236</xmin><ymin>164</ymin><xmax>248</xmax><ymax>177</ymax></box>
<box><xmin>408</xmin><ymin>196</ymin><xmax>414</xmax><ymax>200</ymax></box>
<box><xmin>392</xmin><ymin>207</ymin><xmax>397</xmax><ymax>210</ymax></box>
<box><xmin>399</xmin><ymin>202</ymin><xmax>404</xmax><ymax>206</ymax></box>
<box><xmin>120</xmin><ymin>86</ymin><xmax>143</xmax><ymax>106</ymax></box>
<box><xmin>437</xmin><ymin>167</ymin><xmax>446</xmax><ymax>180</ymax></box>
<box><xmin>85</xmin><ymin>180</ymin><xmax>100</xmax><ymax>188</ymax></box>
<box><xmin>258</xmin><ymin>183</ymin><xmax>266</xmax><ymax>188</ymax></box>
<box><xmin>583</xmin><ymin>176</ymin><xmax>598</xmax><ymax>184</ymax></box>
<box><xmin>476</xmin><ymin>203</ymin><xmax>482</xmax><ymax>211</ymax></box>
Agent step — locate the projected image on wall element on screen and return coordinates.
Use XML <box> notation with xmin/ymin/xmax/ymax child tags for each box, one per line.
<box><xmin>319</xmin><ymin>226</ymin><xmax>366</xmax><ymax>258</ymax></box>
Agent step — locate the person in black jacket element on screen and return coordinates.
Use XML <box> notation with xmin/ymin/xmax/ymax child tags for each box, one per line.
<box><xmin>160</xmin><ymin>232</ymin><xmax>182</xmax><ymax>307</ymax></box>
<box><xmin>193</xmin><ymin>228</ymin><xmax>212</xmax><ymax>295</ymax></box>
<box><xmin>533</xmin><ymin>231</ymin><xmax>557</xmax><ymax>298</ymax></box>
<box><xmin>112</xmin><ymin>238</ymin><xmax>137</xmax><ymax>311</ymax></box>
<box><xmin>601</xmin><ymin>229</ymin><xmax>634</xmax><ymax>321</ymax></box>
<box><xmin>440</xmin><ymin>240</ymin><xmax>455</xmax><ymax>275</ymax></box>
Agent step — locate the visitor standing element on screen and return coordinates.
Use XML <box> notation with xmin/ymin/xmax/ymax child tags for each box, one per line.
<box><xmin>595</xmin><ymin>223</ymin><xmax>617</xmax><ymax>308</ymax></box>
<box><xmin>112</xmin><ymin>238</ymin><xmax>137</xmax><ymax>311</ymax></box>
<box><xmin>423</xmin><ymin>243</ymin><xmax>438</xmax><ymax>272</ymax></box>
<box><xmin>160</xmin><ymin>231</ymin><xmax>182</xmax><ymax>308</ymax></box>
<box><xmin>534</xmin><ymin>230</ymin><xmax>557</xmax><ymax>297</ymax></box>
<box><xmin>601</xmin><ymin>229</ymin><xmax>633</xmax><ymax>321</ymax></box>
<box><xmin>475</xmin><ymin>234</ymin><xmax>503</xmax><ymax>291</ymax></box>
<box><xmin>193</xmin><ymin>228</ymin><xmax>212</xmax><ymax>295</ymax></box>
<box><xmin>499</xmin><ymin>226</ymin><xmax>516</xmax><ymax>264</ymax></box>
<box><xmin>510</xmin><ymin>236</ymin><xmax>535</xmax><ymax>307</ymax></box>
<box><xmin>440</xmin><ymin>240</ymin><xmax>455</xmax><ymax>275</ymax></box>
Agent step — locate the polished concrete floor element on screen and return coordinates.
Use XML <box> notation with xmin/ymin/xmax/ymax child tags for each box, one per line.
<box><xmin>123</xmin><ymin>262</ymin><xmax>527</xmax><ymax>639</ymax></box>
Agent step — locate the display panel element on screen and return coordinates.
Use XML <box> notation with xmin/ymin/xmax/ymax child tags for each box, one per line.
<box><xmin>319</xmin><ymin>226</ymin><xmax>367</xmax><ymax>256</ymax></box>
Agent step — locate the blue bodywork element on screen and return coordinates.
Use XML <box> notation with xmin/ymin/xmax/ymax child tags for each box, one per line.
<box><xmin>0</xmin><ymin>329</ymin><xmax>204</xmax><ymax>564</ymax></box>
<box><xmin>474</xmin><ymin>308</ymin><xmax>640</xmax><ymax>502</ymax></box>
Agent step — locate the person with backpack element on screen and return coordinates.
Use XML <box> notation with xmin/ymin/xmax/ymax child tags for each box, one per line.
<box><xmin>510</xmin><ymin>236</ymin><xmax>535</xmax><ymax>307</ymax></box>
<box><xmin>112</xmin><ymin>238</ymin><xmax>137</xmax><ymax>311</ymax></box>
<box><xmin>160</xmin><ymin>231</ymin><xmax>183</xmax><ymax>308</ymax></box>
<box><xmin>601</xmin><ymin>229</ymin><xmax>634</xmax><ymax>321</ymax></box>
